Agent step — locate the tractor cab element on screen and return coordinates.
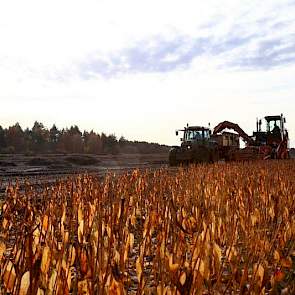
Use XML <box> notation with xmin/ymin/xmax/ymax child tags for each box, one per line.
<box><xmin>253</xmin><ymin>114</ymin><xmax>287</xmax><ymax>146</ymax></box>
<box><xmin>170</xmin><ymin>125</ymin><xmax>218</xmax><ymax>165</ymax></box>
<box><xmin>176</xmin><ymin>126</ymin><xmax>211</xmax><ymax>144</ymax></box>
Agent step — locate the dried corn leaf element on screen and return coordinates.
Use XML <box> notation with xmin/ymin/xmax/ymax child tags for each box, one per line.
<box><xmin>0</xmin><ymin>241</ymin><xmax>6</xmax><ymax>261</ymax></box>
<box><xmin>3</xmin><ymin>261</ymin><xmax>16</xmax><ymax>292</ymax></box>
<box><xmin>179</xmin><ymin>272</ymin><xmax>186</xmax><ymax>285</ymax></box>
<box><xmin>19</xmin><ymin>271</ymin><xmax>30</xmax><ymax>295</ymax></box>
<box><xmin>136</xmin><ymin>257</ymin><xmax>142</xmax><ymax>282</ymax></box>
<box><xmin>253</xmin><ymin>263</ymin><xmax>264</xmax><ymax>287</ymax></box>
<box><xmin>41</xmin><ymin>246</ymin><xmax>51</xmax><ymax>274</ymax></box>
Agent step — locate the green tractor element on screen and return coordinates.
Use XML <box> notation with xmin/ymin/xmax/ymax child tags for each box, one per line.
<box><xmin>169</xmin><ymin>125</ymin><xmax>219</xmax><ymax>166</ymax></box>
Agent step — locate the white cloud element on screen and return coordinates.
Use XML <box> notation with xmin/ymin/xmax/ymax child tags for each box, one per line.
<box><xmin>0</xmin><ymin>0</ymin><xmax>295</xmax><ymax>146</ymax></box>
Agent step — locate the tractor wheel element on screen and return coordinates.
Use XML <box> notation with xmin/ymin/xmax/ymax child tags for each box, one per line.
<box><xmin>169</xmin><ymin>149</ymin><xmax>178</xmax><ymax>166</ymax></box>
<box><xmin>193</xmin><ymin>146</ymin><xmax>211</xmax><ymax>164</ymax></box>
<box><xmin>210</xmin><ymin>149</ymin><xmax>219</xmax><ymax>163</ymax></box>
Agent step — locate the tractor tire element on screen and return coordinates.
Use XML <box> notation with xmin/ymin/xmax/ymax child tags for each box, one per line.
<box><xmin>193</xmin><ymin>146</ymin><xmax>211</xmax><ymax>164</ymax></box>
<box><xmin>210</xmin><ymin>149</ymin><xmax>219</xmax><ymax>163</ymax></box>
<box><xmin>169</xmin><ymin>148</ymin><xmax>178</xmax><ymax>166</ymax></box>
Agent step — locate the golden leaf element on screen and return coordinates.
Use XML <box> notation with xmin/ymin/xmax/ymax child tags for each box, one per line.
<box><xmin>136</xmin><ymin>256</ymin><xmax>142</xmax><ymax>282</ymax></box>
<box><xmin>114</xmin><ymin>250</ymin><xmax>120</xmax><ymax>264</ymax></box>
<box><xmin>192</xmin><ymin>245</ymin><xmax>200</xmax><ymax>265</ymax></box>
<box><xmin>198</xmin><ymin>258</ymin><xmax>210</xmax><ymax>280</ymax></box>
<box><xmin>61</xmin><ymin>209</ymin><xmax>66</xmax><ymax>225</ymax></box>
<box><xmin>62</xmin><ymin>258</ymin><xmax>68</xmax><ymax>271</ymax></box>
<box><xmin>78</xmin><ymin>207</ymin><xmax>83</xmax><ymax>224</ymax></box>
<box><xmin>102</xmin><ymin>221</ymin><xmax>105</xmax><ymax>236</ymax></box>
<box><xmin>0</xmin><ymin>241</ymin><xmax>6</xmax><ymax>261</ymax></box>
<box><xmin>157</xmin><ymin>285</ymin><xmax>164</xmax><ymax>295</ymax></box>
<box><xmin>168</xmin><ymin>254</ymin><xmax>179</xmax><ymax>272</ymax></box>
<box><xmin>131</xmin><ymin>213</ymin><xmax>136</xmax><ymax>226</ymax></box>
<box><xmin>41</xmin><ymin>246</ymin><xmax>51</xmax><ymax>274</ymax></box>
<box><xmin>78</xmin><ymin>279</ymin><xmax>90</xmax><ymax>295</ymax></box>
<box><xmin>19</xmin><ymin>271</ymin><xmax>30</xmax><ymax>295</ymax></box>
<box><xmin>253</xmin><ymin>263</ymin><xmax>264</xmax><ymax>287</ymax></box>
<box><xmin>78</xmin><ymin>220</ymin><xmax>84</xmax><ymax>244</ymax></box>
<box><xmin>274</xmin><ymin>250</ymin><xmax>280</xmax><ymax>262</ymax></box>
<box><xmin>49</xmin><ymin>269</ymin><xmax>57</xmax><ymax>292</ymax></box>
<box><xmin>67</xmin><ymin>267</ymin><xmax>75</xmax><ymax>290</ymax></box>
<box><xmin>269</xmin><ymin>207</ymin><xmax>275</xmax><ymax>219</ymax></box>
<box><xmin>179</xmin><ymin>272</ymin><xmax>186</xmax><ymax>285</ymax></box>
<box><xmin>129</xmin><ymin>233</ymin><xmax>134</xmax><ymax>252</ymax></box>
<box><xmin>63</xmin><ymin>230</ymin><xmax>69</xmax><ymax>244</ymax></box>
<box><xmin>164</xmin><ymin>286</ymin><xmax>173</xmax><ymax>295</ymax></box>
<box><xmin>15</xmin><ymin>249</ymin><xmax>22</xmax><ymax>265</ymax></box>
<box><xmin>106</xmin><ymin>225</ymin><xmax>111</xmax><ymax>238</ymax></box>
<box><xmin>123</xmin><ymin>244</ymin><xmax>129</xmax><ymax>264</ymax></box>
<box><xmin>213</xmin><ymin>242</ymin><xmax>222</xmax><ymax>263</ymax></box>
<box><xmin>251</xmin><ymin>214</ymin><xmax>258</xmax><ymax>226</ymax></box>
<box><xmin>283</xmin><ymin>207</ymin><xmax>289</xmax><ymax>219</ymax></box>
<box><xmin>117</xmin><ymin>206</ymin><xmax>122</xmax><ymax>220</ymax></box>
<box><xmin>160</xmin><ymin>240</ymin><xmax>165</xmax><ymax>259</ymax></box>
<box><xmin>2</xmin><ymin>218</ymin><xmax>9</xmax><ymax>230</ymax></box>
<box><xmin>226</xmin><ymin>247</ymin><xmax>237</xmax><ymax>262</ymax></box>
<box><xmin>109</xmin><ymin>278</ymin><xmax>122</xmax><ymax>295</ymax></box>
<box><xmin>69</xmin><ymin>245</ymin><xmax>76</xmax><ymax>266</ymax></box>
<box><xmin>33</xmin><ymin>227</ymin><xmax>41</xmax><ymax>252</ymax></box>
<box><xmin>3</xmin><ymin>261</ymin><xmax>16</xmax><ymax>292</ymax></box>
<box><xmin>42</xmin><ymin>215</ymin><xmax>49</xmax><ymax>233</ymax></box>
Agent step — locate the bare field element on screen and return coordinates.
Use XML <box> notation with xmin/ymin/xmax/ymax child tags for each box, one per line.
<box><xmin>0</xmin><ymin>153</ymin><xmax>168</xmax><ymax>199</ymax></box>
<box><xmin>0</xmin><ymin>153</ymin><xmax>169</xmax><ymax>175</ymax></box>
<box><xmin>1</xmin><ymin>160</ymin><xmax>295</xmax><ymax>294</ymax></box>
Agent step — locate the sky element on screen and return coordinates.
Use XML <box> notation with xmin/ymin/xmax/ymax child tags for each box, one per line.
<box><xmin>0</xmin><ymin>0</ymin><xmax>295</xmax><ymax>146</ymax></box>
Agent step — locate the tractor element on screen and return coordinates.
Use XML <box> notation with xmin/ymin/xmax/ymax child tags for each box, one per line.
<box><xmin>169</xmin><ymin>114</ymin><xmax>289</xmax><ymax>165</ymax></box>
<box><xmin>252</xmin><ymin>114</ymin><xmax>289</xmax><ymax>159</ymax></box>
<box><xmin>168</xmin><ymin>125</ymin><xmax>219</xmax><ymax>166</ymax></box>
<box><xmin>212</xmin><ymin>114</ymin><xmax>289</xmax><ymax>160</ymax></box>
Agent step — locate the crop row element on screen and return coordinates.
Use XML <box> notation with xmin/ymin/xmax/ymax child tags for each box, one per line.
<box><xmin>1</xmin><ymin>160</ymin><xmax>295</xmax><ymax>294</ymax></box>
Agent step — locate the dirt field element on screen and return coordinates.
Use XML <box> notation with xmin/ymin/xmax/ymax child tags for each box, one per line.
<box><xmin>0</xmin><ymin>153</ymin><xmax>168</xmax><ymax>199</ymax></box>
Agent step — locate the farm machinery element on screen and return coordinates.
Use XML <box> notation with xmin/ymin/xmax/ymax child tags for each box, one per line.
<box><xmin>169</xmin><ymin>125</ymin><xmax>219</xmax><ymax>165</ymax></box>
<box><xmin>169</xmin><ymin>114</ymin><xmax>289</xmax><ymax>165</ymax></box>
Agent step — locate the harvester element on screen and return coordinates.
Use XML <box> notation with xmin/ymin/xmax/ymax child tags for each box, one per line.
<box><xmin>169</xmin><ymin>125</ymin><xmax>219</xmax><ymax>166</ymax></box>
<box><xmin>213</xmin><ymin>114</ymin><xmax>289</xmax><ymax>161</ymax></box>
<box><xmin>169</xmin><ymin>114</ymin><xmax>289</xmax><ymax>165</ymax></box>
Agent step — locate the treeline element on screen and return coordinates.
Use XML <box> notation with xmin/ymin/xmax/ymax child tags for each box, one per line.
<box><xmin>0</xmin><ymin>122</ymin><xmax>169</xmax><ymax>154</ymax></box>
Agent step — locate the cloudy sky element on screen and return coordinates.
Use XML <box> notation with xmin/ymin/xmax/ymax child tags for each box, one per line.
<box><xmin>1</xmin><ymin>0</ymin><xmax>295</xmax><ymax>146</ymax></box>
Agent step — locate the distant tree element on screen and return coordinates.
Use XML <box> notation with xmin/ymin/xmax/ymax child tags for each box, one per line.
<box><xmin>82</xmin><ymin>130</ymin><xmax>89</xmax><ymax>152</ymax></box>
<box><xmin>84</xmin><ymin>131</ymin><xmax>102</xmax><ymax>154</ymax></box>
<box><xmin>31</xmin><ymin>121</ymin><xmax>49</xmax><ymax>152</ymax></box>
<box><xmin>6</xmin><ymin>123</ymin><xmax>25</xmax><ymax>153</ymax></box>
<box><xmin>69</xmin><ymin>125</ymin><xmax>82</xmax><ymax>137</ymax></box>
<box><xmin>23</xmin><ymin>128</ymin><xmax>33</xmax><ymax>153</ymax></box>
<box><xmin>0</xmin><ymin>126</ymin><xmax>6</xmax><ymax>151</ymax></box>
<box><xmin>71</xmin><ymin>133</ymin><xmax>83</xmax><ymax>153</ymax></box>
<box><xmin>104</xmin><ymin>134</ymin><xmax>118</xmax><ymax>154</ymax></box>
<box><xmin>0</xmin><ymin>121</ymin><xmax>170</xmax><ymax>154</ymax></box>
<box><xmin>57</xmin><ymin>126</ymin><xmax>83</xmax><ymax>153</ymax></box>
<box><xmin>59</xmin><ymin>129</ymin><xmax>71</xmax><ymax>153</ymax></box>
<box><xmin>100</xmin><ymin>133</ymin><xmax>108</xmax><ymax>153</ymax></box>
<box><xmin>49</xmin><ymin>125</ymin><xmax>60</xmax><ymax>152</ymax></box>
<box><xmin>119</xmin><ymin>136</ymin><xmax>127</xmax><ymax>145</ymax></box>
<box><xmin>69</xmin><ymin>126</ymin><xmax>83</xmax><ymax>153</ymax></box>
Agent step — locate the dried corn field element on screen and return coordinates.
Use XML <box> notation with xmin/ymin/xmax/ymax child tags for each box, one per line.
<box><xmin>1</xmin><ymin>160</ymin><xmax>295</xmax><ymax>294</ymax></box>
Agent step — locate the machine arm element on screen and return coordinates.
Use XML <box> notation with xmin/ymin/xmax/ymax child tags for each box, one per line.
<box><xmin>213</xmin><ymin>121</ymin><xmax>254</xmax><ymax>145</ymax></box>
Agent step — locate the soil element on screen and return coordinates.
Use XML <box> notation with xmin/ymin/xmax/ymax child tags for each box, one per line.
<box><xmin>0</xmin><ymin>153</ymin><xmax>169</xmax><ymax>199</ymax></box>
